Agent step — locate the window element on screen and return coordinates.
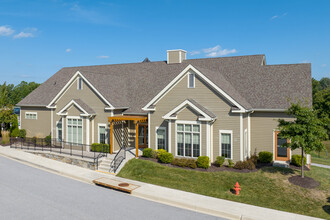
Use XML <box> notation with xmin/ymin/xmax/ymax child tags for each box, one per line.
<box><xmin>56</xmin><ymin>119</ymin><xmax>62</xmax><ymax>142</ymax></box>
<box><xmin>98</xmin><ymin>124</ymin><xmax>106</xmax><ymax>144</ymax></box>
<box><xmin>25</xmin><ymin>112</ymin><xmax>37</xmax><ymax>120</ymax></box>
<box><xmin>177</xmin><ymin>123</ymin><xmax>200</xmax><ymax>157</ymax></box>
<box><xmin>67</xmin><ymin>118</ymin><xmax>83</xmax><ymax>144</ymax></box>
<box><xmin>156</xmin><ymin>127</ymin><xmax>166</xmax><ymax>151</ymax></box>
<box><xmin>220</xmin><ymin>130</ymin><xmax>232</xmax><ymax>159</ymax></box>
<box><xmin>77</xmin><ymin>77</ymin><xmax>83</xmax><ymax>90</ymax></box>
<box><xmin>188</xmin><ymin>73</ymin><xmax>195</xmax><ymax>88</ymax></box>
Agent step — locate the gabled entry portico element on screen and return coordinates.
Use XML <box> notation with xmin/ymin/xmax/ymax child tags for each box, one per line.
<box><xmin>108</xmin><ymin>115</ymin><xmax>148</xmax><ymax>157</ymax></box>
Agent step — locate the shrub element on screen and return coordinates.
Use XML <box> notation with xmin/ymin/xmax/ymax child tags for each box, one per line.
<box><xmin>32</xmin><ymin>136</ymin><xmax>37</xmax><ymax>144</ymax></box>
<box><xmin>152</xmin><ymin>149</ymin><xmax>167</xmax><ymax>159</ymax></box>
<box><xmin>45</xmin><ymin>134</ymin><xmax>51</xmax><ymax>146</ymax></box>
<box><xmin>291</xmin><ymin>155</ymin><xmax>306</xmax><ymax>167</ymax></box>
<box><xmin>234</xmin><ymin>159</ymin><xmax>256</xmax><ymax>170</ymax></box>
<box><xmin>215</xmin><ymin>156</ymin><xmax>225</xmax><ymax>167</ymax></box>
<box><xmin>171</xmin><ymin>158</ymin><xmax>197</xmax><ymax>169</ymax></box>
<box><xmin>10</xmin><ymin>127</ymin><xmax>20</xmax><ymax>137</ymax></box>
<box><xmin>258</xmin><ymin>151</ymin><xmax>273</xmax><ymax>163</ymax></box>
<box><xmin>19</xmin><ymin>129</ymin><xmax>26</xmax><ymax>139</ymax></box>
<box><xmin>142</xmin><ymin>148</ymin><xmax>153</xmax><ymax>158</ymax></box>
<box><xmin>158</xmin><ymin>152</ymin><xmax>173</xmax><ymax>164</ymax></box>
<box><xmin>228</xmin><ymin>159</ymin><xmax>234</xmax><ymax>168</ymax></box>
<box><xmin>250</xmin><ymin>153</ymin><xmax>258</xmax><ymax>165</ymax></box>
<box><xmin>90</xmin><ymin>143</ymin><xmax>110</xmax><ymax>153</ymax></box>
<box><xmin>1</xmin><ymin>131</ymin><xmax>10</xmax><ymax>145</ymax></box>
<box><xmin>197</xmin><ymin>156</ymin><xmax>210</xmax><ymax>169</ymax></box>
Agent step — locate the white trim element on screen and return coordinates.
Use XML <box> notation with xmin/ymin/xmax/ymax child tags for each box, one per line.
<box><xmin>244</xmin><ymin>129</ymin><xmax>248</xmax><ymax>159</ymax></box>
<box><xmin>92</xmin><ymin>117</ymin><xmax>95</xmax><ymax>143</ymax></box>
<box><xmin>148</xmin><ymin>112</ymin><xmax>151</xmax><ymax>148</ymax></box>
<box><xmin>51</xmin><ymin>109</ymin><xmax>53</xmax><ymax>138</ymax></box>
<box><xmin>175</xmin><ymin>120</ymin><xmax>202</xmax><ymax>158</ymax></box>
<box><xmin>142</xmin><ymin>64</ymin><xmax>246</xmax><ymax>111</ymax></box>
<box><xmin>155</xmin><ymin>127</ymin><xmax>167</xmax><ymax>151</ymax></box>
<box><xmin>163</xmin><ymin>99</ymin><xmax>214</xmax><ymax>121</ymax></box>
<box><xmin>98</xmin><ymin>123</ymin><xmax>107</xmax><ymax>144</ymax></box>
<box><xmin>57</xmin><ymin>99</ymin><xmax>95</xmax><ymax>116</ymax></box>
<box><xmin>66</xmin><ymin>116</ymin><xmax>84</xmax><ymax>144</ymax></box>
<box><xmin>168</xmin><ymin>120</ymin><xmax>172</xmax><ymax>153</ymax></box>
<box><xmin>210</xmin><ymin>123</ymin><xmax>214</xmax><ymax>162</ymax></box>
<box><xmin>206</xmin><ymin>122</ymin><xmax>211</xmax><ymax>159</ymax></box>
<box><xmin>240</xmin><ymin>113</ymin><xmax>243</xmax><ymax>161</ymax></box>
<box><xmin>55</xmin><ymin>119</ymin><xmax>63</xmax><ymax>142</ymax></box>
<box><xmin>86</xmin><ymin>117</ymin><xmax>90</xmax><ymax>148</ymax></box>
<box><xmin>25</xmin><ymin>112</ymin><xmax>37</xmax><ymax>120</ymax></box>
<box><xmin>187</xmin><ymin>72</ymin><xmax>195</xmax><ymax>88</ymax></box>
<box><xmin>232</xmin><ymin>108</ymin><xmax>287</xmax><ymax>113</ymax></box>
<box><xmin>219</xmin><ymin>130</ymin><xmax>233</xmax><ymax>160</ymax></box>
<box><xmin>248</xmin><ymin>113</ymin><xmax>251</xmax><ymax>157</ymax></box>
<box><xmin>19</xmin><ymin>107</ymin><xmax>21</xmax><ymax>129</ymax></box>
<box><xmin>47</xmin><ymin>71</ymin><xmax>114</xmax><ymax>109</ymax></box>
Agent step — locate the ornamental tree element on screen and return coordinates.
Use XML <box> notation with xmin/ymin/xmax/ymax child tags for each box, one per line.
<box><xmin>278</xmin><ymin>103</ymin><xmax>328</xmax><ymax>178</ymax></box>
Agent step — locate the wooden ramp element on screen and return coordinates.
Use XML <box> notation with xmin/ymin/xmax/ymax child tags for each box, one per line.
<box><xmin>93</xmin><ymin>177</ymin><xmax>140</xmax><ymax>193</ymax></box>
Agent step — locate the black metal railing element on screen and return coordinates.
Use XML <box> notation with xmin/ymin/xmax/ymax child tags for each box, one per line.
<box><xmin>109</xmin><ymin>145</ymin><xmax>126</xmax><ymax>173</ymax></box>
<box><xmin>9</xmin><ymin>137</ymin><xmax>108</xmax><ymax>170</ymax></box>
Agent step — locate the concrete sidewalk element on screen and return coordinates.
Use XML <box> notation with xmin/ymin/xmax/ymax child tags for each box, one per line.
<box><xmin>311</xmin><ymin>163</ymin><xmax>330</xmax><ymax>169</ymax></box>
<box><xmin>0</xmin><ymin>146</ymin><xmax>322</xmax><ymax>220</ymax></box>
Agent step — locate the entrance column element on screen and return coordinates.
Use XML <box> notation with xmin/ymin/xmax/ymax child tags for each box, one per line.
<box><xmin>135</xmin><ymin>120</ymin><xmax>139</xmax><ymax>157</ymax></box>
<box><xmin>110</xmin><ymin>120</ymin><xmax>113</xmax><ymax>154</ymax></box>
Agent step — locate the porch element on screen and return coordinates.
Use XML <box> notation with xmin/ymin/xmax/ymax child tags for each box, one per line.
<box><xmin>108</xmin><ymin>115</ymin><xmax>148</xmax><ymax>157</ymax></box>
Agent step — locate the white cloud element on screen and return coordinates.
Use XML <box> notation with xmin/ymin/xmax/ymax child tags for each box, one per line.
<box><xmin>66</xmin><ymin>48</ymin><xmax>72</xmax><ymax>53</ymax></box>
<box><xmin>13</xmin><ymin>32</ymin><xmax>34</xmax><ymax>39</ymax></box>
<box><xmin>321</xmin><ymin>64</ymin><xmax>327</xmax><ymax>67</ymax></box>
<box><xmin>97</xmin><ymin>55</ymin><xmax>109</xmax><ymax>59</ymax></box>
<box><xmin>271</xmin><ymin>13</ymin><xmax>288</xmax><ymax>20</ymax></box>
<box><xmin>0</xmin><ymin>25</ymin><xmax>14</xmax><ymax>36</ymax></box>
<box><xmin>189</xmin><ymin>45</ymin><xmax>237</xmax><ymax>57</ymax></box>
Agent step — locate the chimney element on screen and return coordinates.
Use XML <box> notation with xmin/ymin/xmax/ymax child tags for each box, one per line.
<box><xmin>167</xmin><ymin>49</ymin><xmax>187</xmax><ymax>64</ymax></box>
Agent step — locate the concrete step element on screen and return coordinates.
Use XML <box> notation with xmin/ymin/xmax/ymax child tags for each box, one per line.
<box><xmin>273</xmin><ymin>161</ymin><xmax>290</xmax><ymax>168</ymax></box>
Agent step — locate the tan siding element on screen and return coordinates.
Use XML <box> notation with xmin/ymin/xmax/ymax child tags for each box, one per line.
<box><xmin>150</xmin><ymin>71</ymin><xmax>241</xmax><ymax>161</ymax></box>
<box><xmin>54</xmin><ymin>77</ymin><xmax>112</xmax><ymax>146</ymax></box>
<box><xmin>21</xmin><ymin>107</ymin><xmax>51</xmax><ymax>138</ymax></box>
<box><xmin>176</xmin><ymin>107</ymin><xmax>199</xmax><ymax>121</ymax></box>
<box><xmin>251</xmin><ymin>112</ymin><xmax>294</xmax><ymax>156</ymax></box>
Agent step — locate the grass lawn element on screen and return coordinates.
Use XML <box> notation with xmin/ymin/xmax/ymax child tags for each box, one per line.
<box><xmin>311</xmin><ymin>140</ymin><xmax>330</xmax><ymax>166</ymax></box>
<box><xmin>118</xmin><ymin>159</ymin><xmax>330</xmax><ymax>219</ymax></box>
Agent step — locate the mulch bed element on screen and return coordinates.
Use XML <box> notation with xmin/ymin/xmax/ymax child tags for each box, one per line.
<box><xmin>139</xmin><ymin>156</ymin><xmax>261</xmax><ymax>173</ymax></box>
<box><xmin>288</xmin><ymin>175</ymin><xmax>320</xmax><ymax>189</ymax></box>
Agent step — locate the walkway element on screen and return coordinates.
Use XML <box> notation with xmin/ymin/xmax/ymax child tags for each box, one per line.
<box><xmin>311</xmin><ymin>163</ymin><xmax>330</xmax><ymax>169</ymax></box>
<box><xmin>0</xmin><ymin>146</ymin><xmax>322</xmax><ymax>220</ymax></box>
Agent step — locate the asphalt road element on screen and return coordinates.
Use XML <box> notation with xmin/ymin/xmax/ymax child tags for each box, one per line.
<box><xmin>0</xmin><ymin>155</ymin><xmax>223</xmax><ymax>220</ymax></box>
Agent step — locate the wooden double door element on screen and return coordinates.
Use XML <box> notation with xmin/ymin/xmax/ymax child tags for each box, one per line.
<box><xmin>138</xmin><ymin>124</ymin><xmax>148</xmax><ymax>148</ymax></box>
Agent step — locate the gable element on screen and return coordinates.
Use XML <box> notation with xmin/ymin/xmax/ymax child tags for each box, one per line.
<box><xmin>143</xmin><ymin>65</ymin><xmax>246</xmax><ymax>112</ymax></box>
<box><xmin>55</xmin><ymin>76</ymin><xmax>107</xmax><ymax>115</ymax></box>
<box><xmin>66</xmin><ymin>104</ymin><xmax>83</xmax><ymax>116</ymax></box>
<box><xmin>176</xmin><ymin>107</ymin><xmax>200</xmax><ymax>121</ymax></box>
<box><xmin>48</xmin><ymin>71</ymin><xmax>114</xmax><ymax>109</ymax></box>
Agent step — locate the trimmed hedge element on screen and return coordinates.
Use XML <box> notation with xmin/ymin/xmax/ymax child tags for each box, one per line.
<box><xmin>171</xmin><ymin>158</ymin><xmax>197</xmax><ymax>169</ymax></box>
<box><xmin>228</xmin><ymin>159</ymin><xmax>234</xmax><ymax>168</ymax></box>
<box><xmin>143</xmin><ymin>148</ymin><xmax>153</xmax><ymax>158</ymax></box>
<box><xmin>258</xmin><ymin>151</ymin><xmax>273</xmax><ymax>163</ymax></box>
<box><xmin>197</xmin><ymin>156</ymin><xmax>210</xmax><ymax>169</ymax></box>
<box><xmin>19</xmin><ymin>129</ymin><xmax>26</xmax><ymax>139</ymax></box>
<box><xmin>291</xmin><ymin>155</ymin><xmax>306</xmax><ymax>167</ymax></box>
<box><xmin>158</xmin><ymin>152</ymin><xmax>173</xmax><ymax>164</ymax></box>
<box><xmin>90</xmin><ymin>143</ymin><xmax>110</xmax><ymax>153</ymax></box>
<box><xmin>234</xmin><ymin>159</ymin><xmax>256</xmax><ymax>170</ymax></box>
<box><xmin>152</xmin><ymin>149</ymin><xmax>167</xmax><ymax>159</ymax></box>
<box><xmin>215</xmin><ymin>156</ymin><xmax>225</xmax><ymax>167</ymax></box>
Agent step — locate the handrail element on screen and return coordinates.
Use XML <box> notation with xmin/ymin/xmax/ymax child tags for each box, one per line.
<box><xmin>109</xmin><ymin>145</ymin><xmax>126</xmax><ymax>173</ymax></box>
<box><xmin>9</xmin><ymin>137</ymin><xmax>108</xmax><ymax>169</ymax></box>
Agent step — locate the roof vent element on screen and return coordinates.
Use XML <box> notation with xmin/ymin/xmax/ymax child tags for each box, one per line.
<box><xmin>142</xmin><ymin>57</ymin><xmax>151</xmax><ymax>63</ymax></box>
<box><xmin>167</xmin><ymin>49</ymin><xmax>186</xmax><ymax>64</ymax></box>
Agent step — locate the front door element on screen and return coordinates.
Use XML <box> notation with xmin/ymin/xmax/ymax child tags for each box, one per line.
<box><xmin>274</xmin><ymin>131</ymin><xmax>290</xmax><ymax>161</ymax></box>
<box><xmin>138</xmin><ymin>124</ymin><xmax>148</xmax><ymax>148</ymax></box>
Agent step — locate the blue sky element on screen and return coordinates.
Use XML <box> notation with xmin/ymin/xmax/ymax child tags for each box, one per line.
<box><xmin>0</xmin><ymin>0</ymin><xmax>329</xmax><ymax>85</ymax></box>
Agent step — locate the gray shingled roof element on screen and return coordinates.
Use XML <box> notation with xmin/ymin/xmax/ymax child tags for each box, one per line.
<box><xmin>187</xmin><ymin>99</ymin><xmax>216</xmax><ymax>119</ymax></box>
<box><xmin>73</xmin><ymin>99</ymin><xmax>96</xmax><ymax>115</ymax></box>
<box><xmin>18</xmin><ymin>54</ymin><xmax>312</xmax><ymax>113</ymax></box>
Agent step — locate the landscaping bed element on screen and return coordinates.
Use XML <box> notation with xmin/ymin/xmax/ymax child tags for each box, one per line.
<box><xmin>118</xmin><ymin>159</ymin><xmax>330</xmax><ymax>219</ymax></box>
